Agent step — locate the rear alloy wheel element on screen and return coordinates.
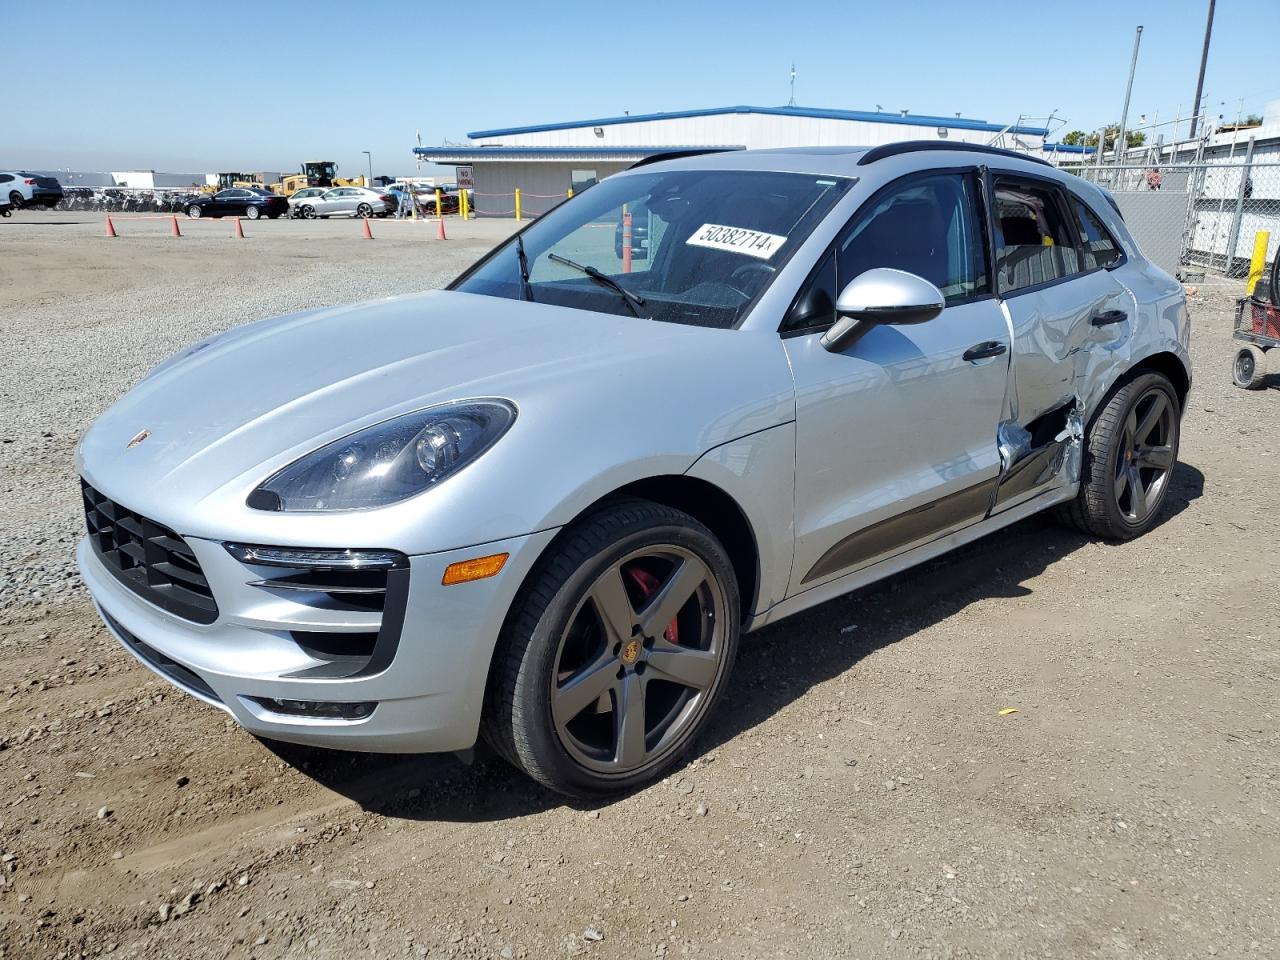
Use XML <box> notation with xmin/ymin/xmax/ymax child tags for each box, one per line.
<box><xmin>1061</xmin><ymin>371</ymin><xmax>1180</xmax><ymax>540</ymax></box>
<box><xmin>187</xmin><ymin>204</ymin><xmax>202</xmax><ymax>219</ymax></box>
<box><xmin>245</xmin><ymin>206</ymin><xmax>261</xmax><ymax>220</ymax></box>
<box><xmin>484</xmin><ymin>499</ymin><xmax>739</xmax><ymax>797</ymax></box>
<box><xmin>356</xmin><ymin>202</ymin><xmax>373</xmax><ymax>218</ymax></box>
<box><xmin>1232</xmin><ymin>345</ymin><xmax>1267</xmax><ymax>389</ymax></box>
<box><xmin>8</xmin><ymin>191</ymin><xmax>22</xmax><ymax>208</ymax></box>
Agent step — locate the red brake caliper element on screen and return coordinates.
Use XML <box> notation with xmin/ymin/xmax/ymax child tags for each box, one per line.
<box><xmin>625</xmin><ymin>566</ymin><xmax>679</xmax><ymax>644</ymax></box>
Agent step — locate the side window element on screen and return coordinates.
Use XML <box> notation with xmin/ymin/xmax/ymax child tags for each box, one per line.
<box><xmin>0</xmin><ymin>174</ymin><xmax>11</xmax><ymax>183</ymax></box>
<box><xmin>836</xmin><ymin>173</ymin><xmax>989</xmax><ymax>306</ymax></box>
<box><xmin>993</xmin><ymin>178</ymin><xmax>1081</xmax><ymax>294</ymax></box>
<box><xmin>1069</xmin><ymin>195</ymin><xmax>1122</xmax><ymax>271</ymax></box>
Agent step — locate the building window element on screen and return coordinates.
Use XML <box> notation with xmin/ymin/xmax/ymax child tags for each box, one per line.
<box><xmin>571</xmin><ymin>169</ymin><xmax>598</xmax><ymax>194</ymax></box>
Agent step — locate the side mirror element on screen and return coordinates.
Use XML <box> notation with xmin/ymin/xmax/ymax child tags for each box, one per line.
<box><xmin>820</xmin><ymin>268</ymin><xmax>945</xmax><ymax>352</ymax></box>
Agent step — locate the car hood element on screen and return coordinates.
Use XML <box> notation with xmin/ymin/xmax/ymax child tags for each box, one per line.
<box><xmin>77</xmin><ymin>290</ymin><xmax>794</xmax><ymax>546</ymax></box>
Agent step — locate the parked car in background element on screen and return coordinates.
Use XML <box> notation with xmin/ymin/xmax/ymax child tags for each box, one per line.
<box><xmin>287</xmin><ymin>187</ymin><xmax>328</xmax><ymax>218</ymax></box>
<box><xmin>184</xmin><ymin>188</ymin><xmax>288</xmax><ymax>220</ymax></box>
<box><xmin>1</xmin><ymin>171</ymin><xmax>64</xmax><ymax>208</ymax></box>
<box><xmin>293</xmin><ymin>186</ymin><xmax>394</xmax><ymax>219</ymax></box>
<box><xmin>75</xmin><ymin>142</ymin><xmax>1190</xmax><ymax>798</ymax></box>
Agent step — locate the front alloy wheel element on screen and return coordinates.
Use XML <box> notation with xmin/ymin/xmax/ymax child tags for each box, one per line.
<box><xmin>484</xmin><ymin>499</ymin><xmax>739</xmax><ymax>797</ymax></box>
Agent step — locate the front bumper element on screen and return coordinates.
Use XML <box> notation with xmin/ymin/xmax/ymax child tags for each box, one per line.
<box><xmin>77</xmin><ymin>525</ymin><xmax>557</xmax><ymax>753</ymax></box>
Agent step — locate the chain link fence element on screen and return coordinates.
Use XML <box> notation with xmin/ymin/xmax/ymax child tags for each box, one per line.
<box><xmin>1063</xmin><ymin>159</ymin><xmax>1280</xmax><ymax>283</ymax></box>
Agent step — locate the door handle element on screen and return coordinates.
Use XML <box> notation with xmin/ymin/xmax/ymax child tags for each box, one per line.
<box><xmin>1091</xmin><ymin>308</ymin><xmax>1128</xmax><ymax>327</ymax></box>
<box><xmin>962</xmin><ymin>341</ymin><xmax>1007</xmax><ymax>362</ymax></box>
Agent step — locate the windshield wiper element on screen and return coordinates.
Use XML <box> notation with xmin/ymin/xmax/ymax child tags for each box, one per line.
<box><xmin>515</xmin><ymin>234</ymin><xmax>534</xmax><ymax>302</ymax></box>
<box><xmin>547</xmin><ymin>253</ymin><xmax>647</xmax><ymax>318</ymax></box>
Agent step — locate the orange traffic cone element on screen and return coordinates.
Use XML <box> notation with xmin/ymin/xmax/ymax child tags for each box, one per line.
<box><xmin>437</xmin><ymin>215</ymin><xmax>447</xmax><ymax>240</ymax></box>
<box><xmin>362</xmin><ymin>217</ymin><xmax>374</xmax><ymax>240</ymax></box>
<box><xmin>170</xmin><ymin>215</ymin><xmax>182</xmax><ymax>238</ymax></box>
<box><xmin>105</xmin><ymin>215</ymin><xmax>117</xmax><ymax>238</ymax></box>
<box><xmin>233</xmin><ymin>217</ymin><xmax>245</xmax><ymax>239</ymax></box>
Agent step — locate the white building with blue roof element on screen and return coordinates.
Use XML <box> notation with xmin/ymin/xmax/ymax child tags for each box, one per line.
<box><xmin>413</xmin><ymin>104</ymin><xmax>1052</xmax><ymax>217</ymax></box>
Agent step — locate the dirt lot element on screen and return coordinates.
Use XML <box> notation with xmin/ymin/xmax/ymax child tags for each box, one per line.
<box><xmin>1</xmin><ymin>211</ymin><xmax>1278</xmax><ymax>960</ymax></box>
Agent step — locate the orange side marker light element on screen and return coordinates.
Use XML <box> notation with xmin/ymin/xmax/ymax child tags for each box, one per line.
<box><xmin>442</xmin><ymin>552</ymin><xmax>509</xmax><ymax>586</ymax></box>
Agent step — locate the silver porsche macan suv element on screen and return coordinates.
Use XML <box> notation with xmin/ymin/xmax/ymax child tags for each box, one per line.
<box><xmin>76</xmin><ymin>143</ymin><xmax>1190</xmax><ymax>797</ymax></box>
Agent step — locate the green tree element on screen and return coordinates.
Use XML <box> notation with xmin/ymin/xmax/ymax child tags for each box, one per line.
<box><xmin>1242</xmin><ymin>113</ymin><xmax>1263</xmax><ymax>128</ymax></box>
<box><xmin>1061</xmin><ymin>130</ymin><xmax>1088</xmax><ymax>146</ymax></box>
<box><xmin>1083</xmin><ymin>124</ymin><xmax>1146</xmax><ymax>151</ymax></box>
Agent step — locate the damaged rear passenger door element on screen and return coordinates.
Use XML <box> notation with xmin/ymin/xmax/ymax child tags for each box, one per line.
<box><xmin>987</xmin><ymin>172</ymin><xmax>1134</xmax><ymax>513</ymax></box>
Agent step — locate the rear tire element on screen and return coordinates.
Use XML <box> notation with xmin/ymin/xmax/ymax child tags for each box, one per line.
<box><xmin>245</xmin><ymin>206</ymin><xmax>261</xmax><ymax>220</ymax></box>
<box><xmin>1060</xmin><ymin>371</ymin><xmax>1180</xmax><ymax>541</ymax></box>
<box><xmin>8</xmin><ymin>191</ymin><xmax>22</xmax><ymax>208</ymax></box>
<box><xmin>482</xmin><ymin>498</ymin><xmax>740</xmax><ymax>798</ymax></box>
<box><xmin>1232</xmin><ymin>345</ymin><xmax>1267</xmax><ymax>389</ymax></box>
<box><xmin>356</xmin><ymin>203</ymin><xmax>373</xmax><ymax>218</ymax></box>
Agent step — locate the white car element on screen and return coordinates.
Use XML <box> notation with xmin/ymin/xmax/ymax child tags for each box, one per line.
<box><xmin>287</xmin><ymin>187</ymin><xmax>328</xmax><ymax>218</ymax></box>
<box><xmin>1</xmin><ymin>171</ymin><xmax>64</xmax><ymax>208</ymax></box>
<box><xmin>294</xmin><ymin>186</ymin><xmax>393</xmax><ymax>219</ymax></box>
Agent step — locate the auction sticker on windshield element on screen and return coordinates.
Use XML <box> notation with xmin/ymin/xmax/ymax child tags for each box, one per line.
<box><xmin>686</xmin><ymin>223</ymin><xmax>787</xmax><ymax>260</ymax></box>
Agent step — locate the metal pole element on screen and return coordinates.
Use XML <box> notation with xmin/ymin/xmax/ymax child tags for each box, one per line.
<box><xmin>1116</xmin><ymin>25</ymin><xmax>1143</xmax><ymax>166</ymax></box>
<box><xmin>362</xmin><ymin>151</ymin><xmax>372</xmax><ymax>186</ymax></box>
<box><xmin>1224</xmin><ymin>136</ymin><xmax>1256</xmax><ymax>276</ymax></box>
<box><xmin>1188</xmin><ymin>0</ymin><xmax>1215</xmax><ymax>140</ymax></box>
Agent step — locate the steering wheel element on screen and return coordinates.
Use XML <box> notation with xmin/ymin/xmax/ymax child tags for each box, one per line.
<box><xmin>727</xmin><ymin>262</ymin><xmax>776</xmax><ymax>297</ymax></box>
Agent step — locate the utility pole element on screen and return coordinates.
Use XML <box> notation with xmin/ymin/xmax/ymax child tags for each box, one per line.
<box><xmin>1116</xmin><ymin>25</ymin><xmax>1143</xmax><ymax>165</ymax></box>
<box><xmin>1189</xmin><ymin>0</ymin><xmax>1215</xmax><ymax>139</ymax></box>
<box><xmin>787</xmin><ymin>63</ymin><xmax>796</xmax><ymax>107</ymax></box>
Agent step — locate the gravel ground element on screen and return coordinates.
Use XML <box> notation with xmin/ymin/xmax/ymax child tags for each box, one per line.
<box><xmin>2</xmin><ymin>210</ymin><xmax>1279</xmax><ymax>960</ymax></box>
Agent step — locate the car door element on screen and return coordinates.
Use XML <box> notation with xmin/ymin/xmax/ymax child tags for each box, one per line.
<box><xmin>985</xmin><ymin>171</ymin><xmax>1135</xmax><ymax>513</ymax></box>
<box><xmin>782</xmin><ymin>169</ymin><xmax>1012</xmax><ymax>594</ymax></box>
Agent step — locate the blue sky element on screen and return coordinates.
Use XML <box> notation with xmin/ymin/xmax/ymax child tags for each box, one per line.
<box><xmin>5</xmin><ymin>0</ymin><xmax>1278</xmax><ymax>177</ymax></box>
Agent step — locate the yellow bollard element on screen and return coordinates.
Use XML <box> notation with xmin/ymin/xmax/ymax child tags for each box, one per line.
<box><xmin>460</xmin><ymin>189</ymin><xmax>469</xmax><ymax>220</ymax></box>
<box><xmin>435</xmin><ymin>187</ymin><xmax>443</xmax><ymax>220</ymax></box>
<box><xmin>1246</xmin><ymin>230</ymin><xmax>1271</xmax><ymax>296</ymax></box>
<box><xmin>567</xmin><ymin>186</ymin><xmax>574</xmax><ymax>200</ymax></box>
<box><xmin>514</xmin><ymin>188</ymin><xmax>522</xmax><ymax>222</ymax></box>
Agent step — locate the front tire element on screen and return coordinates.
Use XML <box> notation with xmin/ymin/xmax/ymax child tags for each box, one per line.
<box><xmin>187</xmin><ymin>204</ymin><xmax>202</xmax><ymax>219</ymax></box>
<box><xmin>483</xmin><ymin>499</ymin><xmax>740</xmax><ymax>798</ymax></box>
<box><xmin>1232</xmin><ymin>345</ymin><xmax>1267</xmax><ymax>389</ymax></box>
<box><xmin>1061</xmin><ymin>372</ymin><xmax>1180</xmax><ymax>541</ymax></box>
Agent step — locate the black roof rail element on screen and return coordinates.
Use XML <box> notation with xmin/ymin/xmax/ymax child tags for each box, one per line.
<box><xmin>627</xmin><ymin>148</ymin><xmax>742</xmax><ymax>170</ymax></box>
<box><xmin>857</xmin><ymin>140</ymin><xmax>1052</xmax><ymax>168</ymax></box>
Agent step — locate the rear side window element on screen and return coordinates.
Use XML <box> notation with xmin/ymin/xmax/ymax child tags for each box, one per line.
<box><xmin>0</xmin><ymin>174</ymin><xmax>11</xmax><ymax>183</ymax></box>
<box><xmin>993</xmin><ymin>178</ymin><xmax>1080</xmax><ymax>294</ymax></box>
<box><xmin>1069</xmin><ymin>195</ymin><xmax>1122</xmax><ymax>271</ymax></box>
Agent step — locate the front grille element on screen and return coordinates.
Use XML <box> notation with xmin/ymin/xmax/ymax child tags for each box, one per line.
<box><xmin>81</xmin><ymin>479</ymin><xmax>219</xmax><ymax>625</ymax></box>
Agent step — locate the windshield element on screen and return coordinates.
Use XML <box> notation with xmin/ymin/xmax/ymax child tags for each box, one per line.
<box><xmin>451</xmin><ymin>169</ymin><xmax>851</xmax><ymax>328</ymax></box>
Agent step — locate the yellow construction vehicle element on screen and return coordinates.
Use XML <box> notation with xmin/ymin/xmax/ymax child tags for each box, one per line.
<box><xmin>270</xmin><ymin>162</ymin><xmax>365</xmax><ymax>196</ymax></box>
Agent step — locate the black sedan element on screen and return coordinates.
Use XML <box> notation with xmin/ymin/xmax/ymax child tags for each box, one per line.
<box><xmin>184</xmin><ymin>188</ymin><xmax>288</xmax><ymax>220</ymax></box>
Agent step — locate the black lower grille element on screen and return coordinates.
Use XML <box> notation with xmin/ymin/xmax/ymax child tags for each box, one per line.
<box><xmin>81</xmin><ymin>479</ymin><xmax>219</xmax><ymax>624</ymax></box>
<box><xmin>101</xmin><ymin>610</ymin><xmax>221</xmax><ymax>703</ymax></box>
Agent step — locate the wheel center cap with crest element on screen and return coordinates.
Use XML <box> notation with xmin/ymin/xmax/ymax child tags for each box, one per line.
<box><xmin>620</xmin><ymin>638</ymin><xmax>642</xmax><ymax>665</ymax></box>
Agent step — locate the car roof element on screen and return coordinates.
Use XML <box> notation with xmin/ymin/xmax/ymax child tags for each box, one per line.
<box><xmin>623</xmin><ymin>141</ymin><xmax>1055</xmax><ymax>180</ymax></box>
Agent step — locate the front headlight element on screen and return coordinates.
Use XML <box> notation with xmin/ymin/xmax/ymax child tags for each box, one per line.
<box><xmin>247</xmin><ymin>399</ymin><xmax>516</xmax><ymax>512</ymax></box>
